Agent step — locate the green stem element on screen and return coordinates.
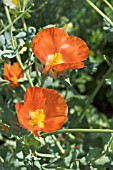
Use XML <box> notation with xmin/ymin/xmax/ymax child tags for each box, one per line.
<box><xmin>79</xmin><ymin>62</ymin><xmax>113</xmax><ymax>121</ymax></box>
<box><xmin>4</xmin><ymin>5</ymin><xmax>12</xmax><ymax>24</ymax></box>
<box><xmin>52</xmin><ymin>135</ymin><xmax>65</xmax><ymax>154</ymax></box>
<box><xmin>21</xmin><ymin>17</ymin><xmax>27</xmax><ymax>31</ymax></box>
<box><xmin>86</xmin><ymin>0</ymin><xmax>113</xmax><ymax>27</ymax></box>
<box><xmin>16</xmin><ymin>54</ymin><xmax>33</xmax><ymax>86</ymax></box>
<box><xmin>90</xmin><ymin>152</ymin><xmax>105</xmax><ymax>164</ymax></box>
<box><xmin>35</xmin><ymin>62</ymin><xmax>41</xmax><ymax>86</ymax></box>
<box><xmin>41</xmin><ymin>128</ymin><xmax>113</xmax><ymax>138</ymax></box>
<box><xmin>64</xmin><ymin>86</ymin><xmax>68</xmax><ymax>100</ymax></box>
<box><xmin>4</xmin><ymin>5</ymin><xmax>15</xmax><ymax>49</ymax></box>
<box><xmin>103</xmin><ymin>0</ymin><xmax>113</xmax><ymax>12</ymax></box>
<box><xmin>4</xmin><ymin>4</ymin><xmax>34</xmax><ymax>87</ymax></box>
<box><xmin>26</xmin><ymin>72</ymin><xmax>34</xmax><ymax>87</ymax></box>
<box><xmin>0</xmin><ymin>5</ymin><xmax>33</xmax><ymax>34</ymax></box>
<box><xmin>20</xmin><ymin>84</ymin><xmax>26</xmax><ymax>92</ymax></box>
<box><xmin>40</xmin><ymin>73</ymin><xmax>48</xmax><ymax>87</ymax></box>
<box><xmin>35</xmin><ymin>151</ymin><xmax>60</xmax><ymax>158</ymax></box>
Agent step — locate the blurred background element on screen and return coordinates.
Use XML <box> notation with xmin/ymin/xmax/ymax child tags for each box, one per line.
<box><xmin>0</xmin><ymin>0</ymin><xmax>113</xmax><ymax>169</ymax></box>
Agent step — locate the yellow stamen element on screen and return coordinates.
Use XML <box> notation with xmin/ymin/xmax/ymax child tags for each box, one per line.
<box><xmin>28</xmin><ymin>109</ymin><xmax>45</xmax><ymax>128</ymax></box>
<box><xmin>12</xmin><ymin>0</ymin><xmax>18</xmax><ymax>5</ymax></box>
<box><xmin>11</xmin><ymin>75</ymin><xmax>18</xmax><ymax>84</ymax></box>
<box><xmin>46</xmin><ymin>53</ymin><xmax>63</xmax><ymax>66</ymax></box>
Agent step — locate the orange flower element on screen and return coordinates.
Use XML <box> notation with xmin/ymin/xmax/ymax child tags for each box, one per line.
<box><xmin>16</xmin><ymin>86</ymin><xmax>68</xmax><ymax>137</ymax></box>
<box><xmin>3</xmin><ymin>62</ymin><xmax>23</xmax><ymax>88</ymax></box>
<box><xmin>32</xmin><ymin>27</ymin><xmax>89</xmax><ymax>74</ymax></box>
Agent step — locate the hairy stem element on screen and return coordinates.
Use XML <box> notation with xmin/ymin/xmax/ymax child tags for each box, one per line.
<box><xmin>86</xmin><ymin>0</ymin><xmax>113</xmax><ymax>27</ymax></box>
<box><xmin>0</xmin><ymin>5</ymin><xmax>33</xmax><ymax>34</ymax></box>
<box><xmin>103</xmin><ymin>0</ymin><xmax>113</xmax><ymax>12</ymax></box>
<box><xmin>52</xmin><ymin>135</ymin><xmax>65</xmax><ymax>154</ymax></box>
<box><xmin>35</xmin><ymin>151</ymin><xmax>60</xmax><ymax>158</ymax></box>
<box><xmin>4</xmin><ymin>5</ymin><xmax>33</xmax><ymax>87</ymax></box>
<box><xmin>42</xmin><ymin>128</ymin><xmax>113</xmax><ymax>137</ymax></box>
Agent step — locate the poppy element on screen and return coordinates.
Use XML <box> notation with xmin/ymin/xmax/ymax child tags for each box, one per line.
<box><xmin>16</xmin><ymin>86</ymin><xmax>68</xmax><ymax>137</ymax></box>
<box><xmin>3</xmin><ymin>0</ymin><xmax>18</xmax><ymax>8</ymax></box>
<box><xmin>32</xmin><ymin>27</ymin><xmax>89</xmax><ymax>74</ymax></box>
<box><xmin>3</xmin><ymin>62</ymin><xmax>23</xmax><ymax>88</ymax></box>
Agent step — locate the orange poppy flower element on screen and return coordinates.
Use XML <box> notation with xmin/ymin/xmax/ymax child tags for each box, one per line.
<box><xmin>16</xmin><ymin>86</ymin><xmax>68</xmax><ymax>137</ymax></box>
<box><xmin>32</xmin><ymin>27</ymin><xmax>89</xmax><ymax>74</ymax></box>
<box><xmin>3</xmin><ymin>62</ymin><xmax>23</xmax><ymax>88</ymax></box>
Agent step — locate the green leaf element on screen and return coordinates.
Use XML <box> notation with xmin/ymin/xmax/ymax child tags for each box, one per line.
<box><xmin>86</xmin><ymin>148</ymin><xmax>103</xmax><ymax>163</ymax></box>
<box><xmin>24</xmin><ymin>11</ymin><xmax>31</xmax><ymax>19</ymax></box>
<box><xmin>0</xmin><ymin>50</ymin><xmax>17</xmax><ymax>59</ymax></box>
<box><xmin>1</xmin><ymin>106</ymin><xmax>12</xmax><ymax>125</ymax></box>
<box><xmin>94</xmin><ymin>155</ymin><xmax>110</xmax><ymax>166</ymax></box>
<box><xmin>0</xmin><ymin>78</ymin><xmax>10</xmax><ymax>87</ymax></box>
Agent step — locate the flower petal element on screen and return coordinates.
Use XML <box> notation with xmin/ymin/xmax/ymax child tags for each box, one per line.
<box><xmin>60</xmin><ymin>36</ymin><xmax>89</xmax><ymax>63</ymax></box>
<box><xmin>16</xmin><ymin>102</ymin><xmax>41</xmax><ymax>134</ymax></box>
<box><xmin>43</xmin><ymin>116</ymin><xmax>67</xmax><ymax>132</ymax></box>
<box><xmin>16</xmin><ymin>87</ymin><xmax>68</xmax><ymax>135</ymax></box>
<box><xmin>43</xmin><ymin>62</ymin><xmax>84</xmax><ymax>73</ymax></box>
<box><xmin>32</xmin><ymin>27</ymin><xmax>68</xmax><ymax>64</ymax></box>
<box><xmin>42</xmin><ymin>88</ymin><xmax>68</xmax><ymax>131</ymax></box>
<box><xmin>16</xmin><ymin>102</ymin><xmax>30</xmax><ymax>129</ymax></box>
<box><xmin>3</xmin><ymin>62</ymin><xmax>23</xmax><ymax>88</ymax></box>
<box><xmin>24</xmin><ymin>87</ymin><xmax>45</xmax><ymax>111</ymax></box>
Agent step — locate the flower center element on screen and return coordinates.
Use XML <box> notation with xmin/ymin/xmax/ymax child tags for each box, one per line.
<box><xmin>28</xmin><ymin>109</ymin><xmax>45</xmax><ymax>128</ymax></box>
<box><xmin>12</xmin><ymin>0</ymin><xmax>18</xmax><ymax>5</ymax></box>
<box><xmin>46</xmin><ymin>53</ymin><xmax>63</xmax><ymax>66</ymax></box>
<box><xmin>11</xmin><ymin>75</ymin><xmax>18</xmax><ymax>84</ymax></box>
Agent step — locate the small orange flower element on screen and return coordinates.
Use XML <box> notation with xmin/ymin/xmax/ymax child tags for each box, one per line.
<box><xmin>16</xmin><ymin>86</ymin><xmax>68</xmax><ymax>137</ymax></box>
<box><xmin>32</xmin><ymin>27</ymin><xmax>89</xmax><ymax>74</ymax></box>
<box><xmin>3</xmin><ymin>62</ymin><xmax>23</xmax><ymax>88</ymax></box>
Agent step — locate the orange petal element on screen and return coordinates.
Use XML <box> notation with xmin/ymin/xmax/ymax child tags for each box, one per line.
<box><xmin>3</xmin><ymin>62</ymin><xmax>23</xmax><ymax>88</ymax></box>
<box><xmin>16</xmin><ymin>102</ymin><xmax>41</xmax><ymax>133</ymax></box>
<box><xmin>32</xmin><ymin>27</ymin><xmax>68</xmax><ymax>64</ymax></box>
<box><xmin>43</xmin><ymin>116</ymin><xmax>67</xmax><ymax>132</ymax></box>
<box><xmin>52</xmin><ymin>62</ymin><xmax>84</xmax><ymax>72</ymax></box>
<box><xmin>16</xmin><ymin>87</ymin><xmax>68</xmax><ymax>134</ymax></box>
<box><xmin>24</xmin><ymin>87</ymin><xmax>46</xmax><ymax>111</ymax></box>
<box><xmin>3</xmin><ymin>63</ymin><xmax>11</xmax><ymax>79</ymax></box>
<box><xmin>41</xmin><ymin>88</ymin><xmax>68</xmax><ymax>131</ymax></box>
<box><xmin>16</xmin><ymin>102</ymin><xmax>30</xmax><ymax>129</ymax></box>
<box><xmin>42</xmin><ymin>62</ymin><xmax>84</xmax><ymax>73</ymax></box>
<box><xmin>10</xmin><ymin>63</ymin><xmax>23</xmax><ymax>78</ymax></box>
<box><xmin>60</xmin><ymin>36</ymin><xmax>89</xmax><ymax>63</ymax></box>
<box><xmin>32</xmin><ymin>130</ymin><xmax>39</xmax><ymax>137</ymax></box>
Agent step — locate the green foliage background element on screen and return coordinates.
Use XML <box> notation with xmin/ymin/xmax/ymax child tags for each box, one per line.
<box><xmin>0</xmin><ymin>0</ymin><xmax>113</xmax><ymax>169</ymax></box>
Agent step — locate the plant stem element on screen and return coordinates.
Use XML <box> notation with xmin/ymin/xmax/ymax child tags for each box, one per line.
<box><xmin>41</xmin><ymin>128</ymin><xmax>113</xmax><ymax>137</ymax></box>
<box><xmin>86</xmin><ymin>0</ymin><xmax>113</xmax><ymax>27</ymax></box>
<box><xmin>35</xmin><ymin>151</ymin><xmax>60</xmax><ymax>158</ymax></box>
<box><xmin>52</xmin><ymin>135</ymin><xmax>65</xmax><ymax>154</ymax></box>
<box><xmin>20</xmin><ymin>84</ymin><xmax>26</xmax><ymax>92</ymax></box>
<box><xmin>103</xmin><ymin>0</ymin><xmax>113</xmax><ymax>12</ymax></box>
<box><xmin>35</xmin><ymin>62</ymin><xmax>41</xmax><ymax>86</ymax></box>
<box><xmin>0</xmin><ymin>5</ymin><xmax>33</xmax><ymax>34</ymax></box>
<box><xmin>4</xmin><ymin>5</ymin><xmax>15</xmax><ymax>49</ymax></box>
<box><xmin>40</xmin><ymin>73</ymin><xmax>48</xmax><ymax>87</ymax></box>
<box><xmin>4</xmin><ymin>5</ymin><xmax>12</xmax><ymax>24</ymax></box>
<box><xmin>15</xmin><ymin>47</ymin><xmax>33</xmax><ymax>87</ymax></box>
<box><xmin>21</xmin><ymin>17</ymin><xmax>27</xmax><ymax>31</ymax></box>
<box><xmin>79</xmin><ymin>62</ymin><xmax>113</xmax><ymax>121</ymax></box>
<box><xmin>4</xmin><ymin>5</ymin><xmax>34</xmax><ymax>87</ymax></box>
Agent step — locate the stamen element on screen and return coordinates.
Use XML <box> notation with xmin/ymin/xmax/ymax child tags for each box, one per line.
<box><xmin>46</xmin><ymin>53</ymin><xmax>63</xmax><ymax>66</ymax></box>
<box><xmin>28</xmin><ymin>109</ymin><xmax>45</xmax><ymax>128</ymax></box>
<box><xmin>11</xmin><ymin>75</ymin><xmax>18</xmax><ymax>84</ymax></box>
<box><xmin>12</xmin><ymin>0</ymin><xmax>18</xmax><ymax>5</ymax></box>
